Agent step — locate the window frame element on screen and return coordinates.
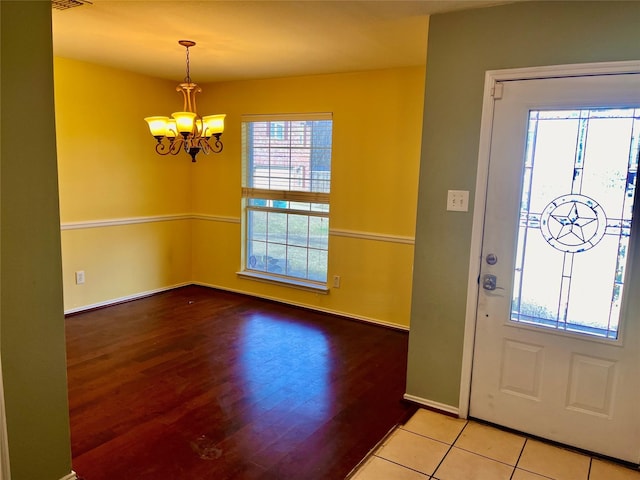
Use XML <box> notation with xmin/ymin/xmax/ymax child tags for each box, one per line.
<box><xmin>239</xmin><ymin>113</ymin><xmax>333</xmax><ymax>292</ymax></box>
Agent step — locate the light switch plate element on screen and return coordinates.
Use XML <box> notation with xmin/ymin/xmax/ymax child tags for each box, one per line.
<box><xmin>447</xmin><ymin>190</ymin><xmax>469</xmax><ymax>212</ymax></box>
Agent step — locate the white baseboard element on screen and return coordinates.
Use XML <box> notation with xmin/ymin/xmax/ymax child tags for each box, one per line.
<box><xmin>64</xmin><ymin>281</ymin><xmax>411</xmax><ymax>332</ymax></box>
<box><xmin>59</xmin><ymin>471</ymin><xmax>78</xmax><ymax>480</ymax></box>
<box><xmin>64</xmin><ymin>283</ymin><xmax>191</xmax><ymax>315</ymax></box>
<box><xmin>403</xmin><ymin>393</ymin><xmax>460</xmax><ymax>417</ymax></box>
<box><xmin>193</xmin><ymin>281</ymin><xmax>410</xmax><ymax>331</ymax></box>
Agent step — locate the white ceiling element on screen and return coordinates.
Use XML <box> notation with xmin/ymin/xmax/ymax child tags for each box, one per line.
<box><xmin>52</xmin><ymin>0</ymin><xmax>513</xmax><ymax>83</ymax></box>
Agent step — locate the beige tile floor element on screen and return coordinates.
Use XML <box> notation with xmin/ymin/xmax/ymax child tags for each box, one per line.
<box><xmin>348</xmin><ymin>408</ymin><xmax>640</xmax><ymax>480</ymax></box>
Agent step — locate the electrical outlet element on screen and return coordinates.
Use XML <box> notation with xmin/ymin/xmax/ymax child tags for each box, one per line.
<box><xmin>333</xmin><ymin>275</ymin><xmax>341</xmax><ymax>288</ymax></box>
<box><xmin>75</xmin><ymin>270</ymin><xmax>85</xmax><ymax>285</ymax></box>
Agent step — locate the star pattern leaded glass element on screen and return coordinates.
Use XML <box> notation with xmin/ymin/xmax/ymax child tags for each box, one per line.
<box><xmin>511</xmin><ymin>108</ymin><xmax>639</xmax><ymax>339</ymax></box>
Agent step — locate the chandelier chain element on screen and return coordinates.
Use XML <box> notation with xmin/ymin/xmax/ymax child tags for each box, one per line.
<box><xmin>184</xmin><ymin>46</ymin><xmax>191</xmax><ymax>83</ymax></box>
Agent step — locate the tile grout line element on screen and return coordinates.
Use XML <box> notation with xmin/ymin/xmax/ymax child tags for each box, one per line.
<box><xmin>452</xmin><ymin>439</ymin><xmax>526</xmax><ymax>469</ymax></box>
<box><xmin>448</xmin><ymin>443</ymin><xmax>521</xmax><ymax>470</ymax></box>
<box><xmin>587</xmin><ymin>456</ymin><xmax>593</xmax><ymax>480</ymax></box>
<box><xmin>512</xmin><ymin>438</ymin><xmax>557</xmax><ymax>480</ymax></box>
<box><xmin>370</xmin><ymin>454</ymin><xmax>434</xmax><ymax>478</ymax></box>
<box><xmin>510</xmin><ymin>436</ymin><xmax>528</xmax><ymax>479</ymax></box>
<box><xmin>377</xmin><ymin>419</ymin><xmax>472</xmax><ymax>479</ymax></box>
<box><xmin>437</xmin><ymin>421</ymin><xmax>526</xmax><ymax>475</ymax></box>
<box><xmin>398</xmin><ymin>425</ymin><xmax>458</xmax><ymax>447</ymax></box>
<box><xmin>430</xmin><ymin>420</ymin><xmax>470</xmax><ymax>478</ymax></box>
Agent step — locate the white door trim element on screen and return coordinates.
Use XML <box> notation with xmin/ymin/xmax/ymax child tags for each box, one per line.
<box><xmin>459</xmin><ymin>59</ymin><xmax>640</xmax><ymax>419</ymax></box>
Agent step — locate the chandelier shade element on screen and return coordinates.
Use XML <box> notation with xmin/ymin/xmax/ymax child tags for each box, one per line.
<box><xmin>144</xmin><ymin>40</ymin><xmax>225</xmax><ymax>162</ymax></box>
<box><xmin>203</xmin><ymin>114</ymin><xmax>226</xmax><ymax>135</ymax></box>
<box><xmin>172</xmin><ymin>111</ymin><xmax>197</xmax><ymax>135</ymax></box>
<box><xmin>145</xmin><ymin>116</ymin><xmax>171</xmax><ymax>138</ymax></box>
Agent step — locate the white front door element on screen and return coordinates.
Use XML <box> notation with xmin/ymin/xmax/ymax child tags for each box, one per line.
<box><xmin>470</xmin><ymin>70</ymin><xmax>640</xmax><ymax>463</ymax></box>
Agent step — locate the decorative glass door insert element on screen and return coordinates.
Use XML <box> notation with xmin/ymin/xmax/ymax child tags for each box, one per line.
<box><xmin>511</xmin><ymin>108</ymin><xmax>640</xmax><ymax>339</ymax></box>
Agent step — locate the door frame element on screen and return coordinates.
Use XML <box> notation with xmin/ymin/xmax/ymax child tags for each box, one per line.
<box><xmin>459</xmin><ymin>59</ymin><xmax>640</xmax><ymax>420</ymax></box>
<box><xmin>0</xmin><ymin>357</ymin><xmax>9</xmax><ymax>480</ymax></box>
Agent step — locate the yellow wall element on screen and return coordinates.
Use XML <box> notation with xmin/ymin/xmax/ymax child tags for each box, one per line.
<box><xmin>192</xmin><ymin>68</ymin><xmax>424</xmax><ymax>328</ymax></box>
<box><xmin>55</xmin><ymin>58</ymin><xmax>193</xmax><ymax>310</ymax></box>
<box><xmin>55</xmin><ymin>58</ymin><xmax>425</xmax><ymax>328</ymax></box>
<box><xmin>61</xmin><ymin>221</ymin><xmax>192</xmax><ymax>310</ymax></box>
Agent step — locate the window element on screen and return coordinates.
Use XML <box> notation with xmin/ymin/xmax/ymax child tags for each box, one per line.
<box><xmin>511</xmin><ymin>108</ymin><xmax>639</xmax><ymax>339</ymax></box>
<box><xmin>241</xmin><ymin>113</ymin><xmax>333</xmax><ymax>287</ymax></box>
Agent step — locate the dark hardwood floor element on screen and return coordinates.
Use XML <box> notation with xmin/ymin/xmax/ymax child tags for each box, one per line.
<box><xmin>66</xmin><ymin>285</ymin><xmax>416</xmax><ymax>479</ymax></box>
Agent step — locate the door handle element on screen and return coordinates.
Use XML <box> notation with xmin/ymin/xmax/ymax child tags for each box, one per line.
<box><xmin>482</xmin><ymin>274</ymin><xmax>497</xmax><ymax>291</ymax></box>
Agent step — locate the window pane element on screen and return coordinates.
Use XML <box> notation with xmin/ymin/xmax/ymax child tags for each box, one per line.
<box><xmin>265</xmin><ymin>243</ymin><xmax>286</xmax><ymax>274</ymax></box>
<box><xmin>266</xmin><ymin>211</ymin><xmax>287</xmax><ymax>244</ymax></box>
<box><xmin>309</xmin><ymin>216</ymin><xmax>329</xmax><ymax>250</ymax></box>
<box><xmin>527</xmin><ymin>117</ymin><xmax>577</xmax><ymax>212</ymax></box>
<box><xmin>514</xmin><ymin>231</ymin><xmax>564</xmax><ymax>324</ymax></box>
<box><xmin>287</xmin><ymin>214</ymin><xmax>309</xmax><ymax>247</ymax></box>
<box><xmin>248</xmin><ymin>199</ymin><xmax>267</xmax><ymax>208</ymax></box>
<box><xmin>308</xmin><ymin>249</ymin><xmax>328</xmax><ymax>283</ymax></box>
<box><xmin>248</xmin><ymin>210</ymin><xmax>266</xmax><ymax>241</ymax></box>
<box><xmin>566</xmin><ymin>235</ymin><xmax>619</xmax><ymax>335</ymax></box>
<box><xmin>311</xmin><ymin>202</ymin><xmax>330</xmax><ymax>213</ymax></box>
<box><xmin>248</xmin><ymin>241</ymin><xmax>267</xmax><ymax>272</ymax></box>
<box><xmin>287</xmin><ymin>245</ymin><xmax>309</xmax><ymax>279</ymax></box>
<box><xmin>511</xmin><ymin>108</ymin><xmax>639</xmax><ymax>340</ymax></box>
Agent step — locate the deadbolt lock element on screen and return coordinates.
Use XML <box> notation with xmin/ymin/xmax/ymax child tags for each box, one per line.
<box><xmin>482</xmin><ymin>274</ymin><xmax>497</xmax><ymax>291</ymax></box>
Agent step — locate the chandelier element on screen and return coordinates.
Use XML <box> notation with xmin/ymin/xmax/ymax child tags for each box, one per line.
<box><xmin>144</xmin><ymin>40</ymin><xmax>225</xmax><ymax>162</ymax></box>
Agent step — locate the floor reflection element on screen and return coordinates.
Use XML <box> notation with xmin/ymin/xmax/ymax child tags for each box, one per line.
<box><xmin>240</xmin><ymin>314</ymin><xmax>330</xmax><ymax>424</ymax></box>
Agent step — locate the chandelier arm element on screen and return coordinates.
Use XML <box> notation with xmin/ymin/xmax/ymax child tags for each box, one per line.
<box><xmin>169</xmin><ymin>138</ymin><xmax>184</xmax><ymax>155</ymax></box>
<box><xmin>200</xmin><ymin>137</ymin><xmax>223</xmax><ymax>154</ymax></box>
<box><xmin>191</xmin><ymin>85</ymin><xmax>201</xmax><ymax>113</ymax></box>
<box><xmin>155</xmin><ymin>140</ymin><xmax>173</xmax><ymax>156</ymax></box>
<box><xmin>201</xmin><ymin>139</ymin><xmax>210</xmax><ymax>154</ymax></box>
<box><xmin>177</xmin><ymin>85</ymin><xmax>187</xmax><ymax>111</ymax></box>
<box><xmin>176</xmin><ymin>83</ymin><xmax>202</xmax><ymax>114</ymax></box>
<box><xmin>194</xmin><ymin>114</ymin><xmax>203</xmax><ymax>136</ymax></box>
<box><xmin>209</xmin><ymin>133</ymin><xmax>224</xmax><ymax>153</ymax></box>
<box><xmin>199</xmin><ymin>136</ymin><xmax>223</xmax><ymax>155</ymax></box>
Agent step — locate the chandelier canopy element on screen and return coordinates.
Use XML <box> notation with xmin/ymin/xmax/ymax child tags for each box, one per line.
<box><xmin>144</xmin><ymin>40</ymin><xmax>225</xmax><ymax>162</ymax></box>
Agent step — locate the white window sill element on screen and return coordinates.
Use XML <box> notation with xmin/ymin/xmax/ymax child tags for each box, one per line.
<box><xmin>237</xmin><ymin>271</ymin><xmax>330</xmax><ymax>294</ymax></box>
